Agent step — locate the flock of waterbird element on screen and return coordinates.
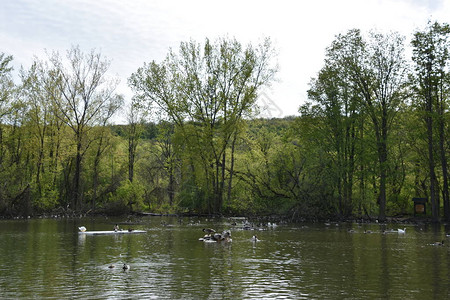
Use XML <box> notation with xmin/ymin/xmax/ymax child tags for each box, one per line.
<box><xmin>197</xmin><ymin>219</ymin><xmax>279</xmax><ymax>243</ymax></box>
<box><xmin>101</xmin><ymin>219</ymin><xmax>274</xmax><ymax>270</ymax></box>
<box><xmin>348</xmin><ymin>227</ymin><xmax>407</xmax><ymax>234</ymax></box>
<box><xmin>83</xmin><ymin>218</ymin><xmax>449</xmax><ymax>271</ymax></box>
<box><xmin>345</xmin><ymin>224</ymin><xmax>449</xmax><ymax>246</ymax></box>
<box><xmin>198</xmin><ymin>228</ymin><xmax>232</xmax><ymax>242</ymax></box>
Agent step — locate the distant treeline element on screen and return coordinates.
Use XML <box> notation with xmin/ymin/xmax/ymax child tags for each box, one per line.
<box><xmin>1</xmin><ymin>22</ymin><xmax>449</xmax><ymax>221</ymax></box>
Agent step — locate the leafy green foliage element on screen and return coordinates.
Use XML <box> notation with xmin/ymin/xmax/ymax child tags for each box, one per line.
<box><xmin>0</xmin><ymin>25</ymin><xmax>449</xmax><ymax>220</ymax></box>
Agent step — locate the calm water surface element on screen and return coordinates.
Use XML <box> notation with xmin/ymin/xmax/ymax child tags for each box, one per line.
<box><xmin>0</xmin><ymin>217</ymin><xmax>449</xmax><ymax>299</ymax></box>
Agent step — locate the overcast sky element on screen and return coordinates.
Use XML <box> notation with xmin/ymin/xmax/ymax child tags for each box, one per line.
<box><xmin>1</xmin><ymin>0</ymin><xmax>449</xmax><ymax>122</ymax></box>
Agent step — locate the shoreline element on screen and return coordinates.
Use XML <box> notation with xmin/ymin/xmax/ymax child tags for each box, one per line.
<box><xmin>0</xmin><ymin>210</ymin><xmax>447</xmax><ymax>225</ymax></box>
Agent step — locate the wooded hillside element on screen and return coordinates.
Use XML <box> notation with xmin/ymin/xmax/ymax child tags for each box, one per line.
<box><xmin>1</xmin><ymin>22</ymin><xmax>449</xmax><ymax>221</ymax></box>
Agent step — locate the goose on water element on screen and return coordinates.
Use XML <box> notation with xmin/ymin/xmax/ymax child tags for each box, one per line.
<box><xmin>123</xmin><ymin>264</ymin><xmax>130</xmax><ymax>270</ymax></box>
<box><xmin>433</xmin><ymin>240</ymin><xmax>445</xmax><ymax>246</ymax></box>
<box><xmin>203</xmin><ymin>228</ymin><xmax>216</xmax><ymax>234</ymax></box>
<box><xmin>199</xmin><ymin>229</ymin><xmax>232</xmax><ymax>242</ymax></box>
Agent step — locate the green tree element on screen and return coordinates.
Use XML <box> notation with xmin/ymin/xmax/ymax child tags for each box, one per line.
<box><xmin>155</xmin><ymin>121</ymin><xmax>177</xmax><ymax>206</ymax></box>
<box><xmin>46</xmin><ymin>46</ymin><xmax>123</xmax><ymax>211</ymax></box>
<box><xmin>326</xmin><ymin>29</ymin><xmax>408</xmax><ymax>221</ymax></box>
<box><xmin>126</xmin><ymin>98</ymin><xmax>145</xmax><ymax>184</ymax></box>
<box><xmin>307</xmin><ymin>63</ymin><xmax>362</xmax><ymax>217</ymax></box>
<box><xmin>19</xmin><ymin>61</ymin><xmax>54</xmax><ymax>199</ymax></box>
<box><xmin>0</xmin><ymin>53</ymin><xmax>14</xmax><ymax>167</ymax></box>
<box><xmin>411</xmin><ymin>21</ymin><xmax>450</xmax><ymax>221</ymax></box>
<box><xmin>129</xmin><ymin>37</ymin><xmax>277</xmax><ymax>214</ymax></box>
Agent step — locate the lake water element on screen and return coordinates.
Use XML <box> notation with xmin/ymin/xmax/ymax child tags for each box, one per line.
<box><xmin>0</xmin><ymin>217</ymin><xmax>449</xmax><ymax>299</ymax></box>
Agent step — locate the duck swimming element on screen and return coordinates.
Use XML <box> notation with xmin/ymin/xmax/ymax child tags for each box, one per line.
<box><xmin>122</xmin><ymin>264</ymin><xmax>130</xmax><ymax>270</ymax></box>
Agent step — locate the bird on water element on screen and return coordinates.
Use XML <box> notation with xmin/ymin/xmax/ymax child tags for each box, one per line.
<box><xmin>203</xmin><ymin>228</ymin><xmax>216</xmax><ymax>234</ymax></box>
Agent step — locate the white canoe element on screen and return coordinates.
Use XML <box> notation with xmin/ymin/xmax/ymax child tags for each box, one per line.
<box><xmin>79</xmin><ymin>230</ymin><xmax>146</xmax><ymax>235</ymax></box>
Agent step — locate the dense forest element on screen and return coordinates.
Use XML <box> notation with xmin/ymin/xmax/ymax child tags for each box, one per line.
<box><xmin>1</xmin><ymin>21</ymin><xmax>449</xmax><ymax>222</ymax></box>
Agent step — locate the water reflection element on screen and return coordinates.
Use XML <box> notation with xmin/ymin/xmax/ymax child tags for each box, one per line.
<box><xmin>0</xmin><ymin>218</ymin><xmax>449</xmax><ymax>299</ymax></box>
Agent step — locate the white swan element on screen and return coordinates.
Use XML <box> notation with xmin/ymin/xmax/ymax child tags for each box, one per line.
<box><xmin>397</xmin><ymin>228</ymin><xmax>406</xmax><ymax>234</ymax></box>
<box><xmin>78</xmin><ymin>226</ymin><xmax>87</xmax><ymax>232</ymax></box>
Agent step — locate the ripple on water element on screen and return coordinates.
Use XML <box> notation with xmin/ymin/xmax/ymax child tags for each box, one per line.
<box><xmin>1</xmin><ymin>219</ymin><xmax>449</xmax><ymax>299</ymax></box>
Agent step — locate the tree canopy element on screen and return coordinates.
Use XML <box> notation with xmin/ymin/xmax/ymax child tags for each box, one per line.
<box><xmin>0</xmin><ymin>24</ymin><xmax>449</xmax><ymax>222</ymax></box>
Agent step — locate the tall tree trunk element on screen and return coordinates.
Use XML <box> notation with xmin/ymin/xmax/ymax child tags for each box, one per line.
<box><xmin>128</xmin><ymin>123</ymin><xmax>137</xmax><ymax>183</ymax></box>
<box><xmin>213</xmin><ymin>158</ymin><xmax>223</xmax><ymax>214</ymax></box>
<box><xmin>438</xmin><ymin>90</ymin><xmax>449</xmax><ymax>221</ymax></box>
<box><xmin>168</xmin><ymin>164</ymin><xmax>174</xmax><ymax>206</ymax></box>
<box><xmin>0</xmin><ymin>127</ymin><xmax>3</xmax><ymax>166</ymax></box>
<box><xmin>426</xmin><ymin>98</ymin><xmax>439</xmax><ymax>222</ymax></box>
<box><xmin>337</xmin><ymin>162</ymin><xmax>343</xmax><ymax>216</ymax></box>
<box><xmin>50</xmin><ymin>122</ymin><xmax>62</xmax><ymax>189</ymax></box>
<box><xmin>74</xmin><ymin>137</ymin><xmax>82</xmax><ymax>211</ymax></box>
<box><xmin>227</xmin><ymin>130</ymin><xmax>238</xmax><ymax>204</ymax></box>
<box><xmin>377</xmin><ymin>121</ymin><xmax>388</xmax><ymax>222</ymax></box>
<box><xmin>35</xmin><ymin>125</ymin><xmax>46</xmax><ymax>197</ymax></box>
<box><xmin>440</xmin><ymin>140</ymin><xmax>449</xmax><ymax>221</ymax></box>
<box><xmin>92</xmin><ymin>135</ymin><xmax>104</xmax><ymax>210</ymax></box>
<box><xmin>219</xmin><ymin>150</ymin><xmax>226</xmax><ymax>212</ymax></box>
<box><xmin>358</xmin><ymin>119</ymin><xmax>365</xmax><ymax>216</ymax></box>
<box><xmin>346</xmin><ymin>120</ymin><xmax>356</xmax><ymax>216</ymax></box>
